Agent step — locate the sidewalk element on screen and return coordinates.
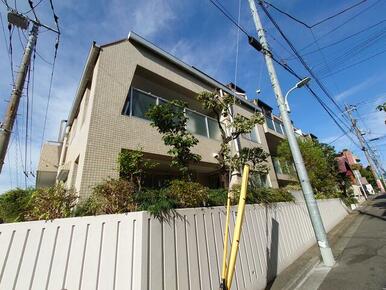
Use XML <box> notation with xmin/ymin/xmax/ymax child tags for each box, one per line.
<box><xmin>269</xmin><ymin>194</ymin><xmax>386</xmax><ymax>290</ymax></box>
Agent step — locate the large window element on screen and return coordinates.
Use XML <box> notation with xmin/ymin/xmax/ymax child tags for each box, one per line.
<box><xmin>124</xmin><ymin>88</ymin><xmax>223</xmax><ymax>141</ymax></box>
<box><xmin>207</xmin><ymin>118</ymin><xmax>221</xmax><ymax>140</ymax></box>
<box><xmin>244</xmin><ymin>126</ymin><xmax>260</xmax><ymax>143</ymax></box>
<box><xmin>131</xmin><ymin>89</ymin><xmax>156</xmax><ymax>120</ymax></box>
<box><xmin>265</xmin><ymin>116</ymin><xmax>275</xmax><ymax>131</ymax></box>
<box><xmin>274</xmin><ymin>119</ymin><xmax>284</xmax><ymax>135</ymax></box>
<box><xmin>186</xmin><ymin>110</ymin><xmax>207</xmax><ymax>137</ymax></box>
<box><xmin>250</xmin><ymin>172</ymin><xmax>270</xmax><ymax>188</ymax></box>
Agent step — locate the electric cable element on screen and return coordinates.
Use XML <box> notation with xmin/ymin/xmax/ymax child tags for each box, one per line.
<box><xmin>258</xmin><ymin>2</ymin><xmax>351</xmax><ymax>123</ymax></box>
<box><xmin>320</xmin><ymin>47</ymin><xmax>386</xmax><ymax>79</ymax></box>
<box><xmin>328</xmin><ymin>132</ymin><xmax>350</xmax><ymax>145</ymax></box>
<box><xmin>209</xmin><ymin>0</ymin><xmax>362</xmax><ymax>151</ymax></box>
<box><xmin>208</xmin><ymin>0</ymin><xmax>249</xmax><ymax>37</ymax></box>
<box><xmin>27</xmin><ymin>0</ymin><xmax>39</xmax><ymax>22</ymax></box>
<box><xmin>285</xmin><ymin>19</ymin><xmax>386</xmax><ymax>61</ymax></box>
<box><xmin>40</xmin><ymin>39</ymin><xmax>58</xmax><ymax>148</ymax></box>
<box><xmin>264</xmin><ymin>0</ymin><xmax>368</xmax><ymax>29</ymax></box>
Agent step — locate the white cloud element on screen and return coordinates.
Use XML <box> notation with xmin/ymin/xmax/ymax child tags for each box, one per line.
<box><xmin>106</xmin><ymin>0</ymin><xmax>177</xmax><ymax>39</ymax></box>
<box><xmin>334</xmin><ymin>75</ymin><xmax>384</xmax><ymax>101</ymax></box>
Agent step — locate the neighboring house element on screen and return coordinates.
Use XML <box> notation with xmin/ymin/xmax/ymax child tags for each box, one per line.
<box><xmin>338</xmin><ymin>149</ymin><xmax>370</xmax><ymax>199</ymax></box>
<box><xmin>36</xmin><ymin>32</ymin><xmax>281</xmax><ymax>198</ymax></box>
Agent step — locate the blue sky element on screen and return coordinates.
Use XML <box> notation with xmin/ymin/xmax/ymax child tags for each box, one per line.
<box><xmin>0</xmin><ymin>0</ymin><xmax>385</xmax><ymax>192</ymax></box>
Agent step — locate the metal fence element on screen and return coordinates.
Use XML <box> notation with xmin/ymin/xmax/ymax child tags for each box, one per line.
<box><xmin>0</xmin><ymin>199</ymin><xmax>348</xmax><ymax>290</ymax></box>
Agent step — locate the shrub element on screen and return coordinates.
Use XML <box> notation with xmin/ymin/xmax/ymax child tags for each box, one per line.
<box><xmin>28</xmin><ymin>183</ymin><xmax>77</xmax><ymax>220</ymax></box>
<box><xmin>117</xmin><ymin>148</ymin><xmax>157</xmax><ymax>190</ymax></box>
<box><xmin>166</xmin><ymin>180</ymin><xmax>209</xmax><ymax>208</ymax></box>
<box><xmin>231</xmin><ymin>184</ymin><xmax>294</xmax><ymax>204</ymax></box>
<box><xmin>0</xmin><ymin>188</ymin><xmax>34</xmax><ymax>223</ymax></box>
<box><xmin>136</xmin><ymin>189</ymin><xmax>177</xmax><ymax>220</ymax></box>
<box><xmin>77</xmin><ymin>179</ymin><xmax>137</xmax><ymax>216</ymax></box>
<box><xmin>207</xmin><ymin>188</ymin><xmax>229</xmax><ymax>206</ymax></box>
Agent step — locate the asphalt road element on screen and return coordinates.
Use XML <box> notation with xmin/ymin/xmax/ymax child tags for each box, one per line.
<box><xmin>319</xmin><ymin>194</ymin><xmax>386</xmax><ymax>290</ymax></box>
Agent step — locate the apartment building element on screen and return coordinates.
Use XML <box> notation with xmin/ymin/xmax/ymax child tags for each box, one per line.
<box><xmin>37</xmin><ymin>32</ymin><xmax>283</xmax><ymax>198</ymax></box>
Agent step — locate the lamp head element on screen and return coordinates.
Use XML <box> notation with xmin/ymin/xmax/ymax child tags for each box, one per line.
<box><xmin>296</xmin><ymin>77</ymin><xmax>311</xmax><ymax>88</ymax></box>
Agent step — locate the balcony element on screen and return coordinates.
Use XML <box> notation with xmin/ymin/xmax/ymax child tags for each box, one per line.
<box><xmin>264</xmin><ymin>115</ymin><xmax>286</xmax><ymax>155</ymax></box>
<box><xmin>272</xmin><ymin>157</ymin><xmax>297</xmax><ymax>185</ymax></box>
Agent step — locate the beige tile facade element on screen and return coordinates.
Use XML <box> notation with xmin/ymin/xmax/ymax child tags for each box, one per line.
<box><xmin>37</xmin><ymin>33</ymin><xmax>280</xmax><ymax>198</ymax></box>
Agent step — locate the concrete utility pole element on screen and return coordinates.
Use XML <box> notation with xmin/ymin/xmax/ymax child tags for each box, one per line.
<box><xmin>246</xmin><ymin>0</ymin><xmax>335</xmax><ymax>266</ymax></box>
<box><xmin>0</xmin><ymin>14</ymin><xmax>38</xmax><ymax>173</ymax></box>
<box><xmin>345</xmin><ymin>104</ymin><xmax>385</xmax><ymax>192</ymax></box>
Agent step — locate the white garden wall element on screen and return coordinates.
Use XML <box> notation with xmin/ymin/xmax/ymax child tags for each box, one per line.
<box><xmin>0</xmin><ymin>199</ymin><xmax>349</xmax><ymax>290</ymax></box>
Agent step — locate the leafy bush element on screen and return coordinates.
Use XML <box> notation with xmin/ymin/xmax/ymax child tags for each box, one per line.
<box><xmin>207</xmin><ymin>188</ymin><xmax>228</xmax><ymax>206</ymax></box>
<box><xmin>166</xmin><ymin>180</ymin><xmax>209</xmax><ymax>208</ymax></box>
<box><xmin>231</xmin><ymin>184</ymin><xmax>294</xmax><ymax>205</ymax></box>
<box><xmin>28</xmin><ymin>183</ymin><xmax>77</xmax><ymax>220</ymax></box>
<box><xmin>136</xmin><ymin>189</ymin><xmax>177</xmax><ymax>220</ymax></box>
<box><xmin>0</xmin><ymin>188</ymin><xmax>34</xmax><ymax>223</ymax></box>
<box><xmin>278</xmin><ymin>139</ymin><xmax>339</xmax><ymax>195</ymax></box>
<box><xmin>76</xmin><ymin>179</ymin><xmax>137</xmax><ymax>215</ymax></box>
<box><xmin>117</xmin><ymin>148</ymin><xmax>157</xmax><ymax>190</ymax></box>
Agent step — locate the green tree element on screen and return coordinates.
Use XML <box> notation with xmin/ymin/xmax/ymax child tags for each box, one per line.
<box><xmin>360</xmin><ymin>166</ymin><xmax>376</xmax><ymax>188</ymax></box>
<box><xmin>197</xmin><ymin>90</ymin><xmax>267</xmax><ymax>187</ymax></box>
<box><xmin>277</xmin><ymin>138</ymin><xmax>338</xmax><ymax>195</ymax></box>
<box><xmin>146</xmin><ymin>100</ymin><xmax>201</xmax><ymax>179</ymax></box>
<box><xmin>0</xmin><ymin>188</ymin><xmax>34</xmax><ymax>223</ymax></box>
<box><xmin>28</xmin><ymin>183</ymin><xmax>77</xmax><ymax>220</ymax></box>
<box><xmin>118</xmin><ymin>147</ymin><xmax>157</xmax><ymax>190</ymax></box>
<box><xmin>76</xmin><ymin>179</ymin><xmax>137</xmax><ymax>216</ymax></box>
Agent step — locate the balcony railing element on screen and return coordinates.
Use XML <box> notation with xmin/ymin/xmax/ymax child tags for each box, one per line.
<box><xmin>265</xmin><ymin>116</ymin><xmax>285</xmax><ymax>136</ymax></box>
<box><xmin>272</xmin><ymin>157</ymin><xmax>295</xmax><ymax>176</ymax></box>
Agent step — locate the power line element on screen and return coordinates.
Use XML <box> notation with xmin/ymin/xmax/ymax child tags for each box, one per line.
<box><xmin>40</xmin><ymin>0</ymin><xmax>60</xmax><ymax>148</ymax></box>
<box><xmin>264</xmin><ymin>0</ymin><xmax>369</xmax><ymax>29</ymax></box>
<box><xmin>208</xmin><ymin>0</ymin><xmax>362</xmax><ymax>150</ymax></box>
<box><xmin>315</xmin><ymin>28</ymin><xmax>386</xmax><ymax>75</ymax></box>
<box><xmin>320</xmin><ymin>47</ymin><xmax>386</xmax><ymax>79</ymax></box>
<box><xmin>0</xmin><ymin>12</ymin><xmax>15</xmax><ymax>86</ymax></box>
<box><xmin>208</xmin><ymin>0</ymin><xmax>249</xmax><ymax>36</ymax></box>
<box><xmin>285</xmin><ymin>19</ymin><xmax>386</xmax><ymax>60</ymax></box>
<box><xmin>259</xmin><ymin>2</ymin><xmax>351</xmax><ymax>123</ymax></box>
<box><xmin>299</xmin><ymin>0</ymin><xmax>383</xmax><ymax>52</ymax></box>
<box><xmin>40</xmin><ymin>40</ymin><xmax>58</xmax><ymax>148</ymax></box>
<box><xmin>328</xmin><ymin>132</ymin><xmax>350</xmax><ymax>145</ymax></box>
<box><xmin>27</xmin><ymin>0</ymin><xmax>39</xmax><ymax>22</ymax></box>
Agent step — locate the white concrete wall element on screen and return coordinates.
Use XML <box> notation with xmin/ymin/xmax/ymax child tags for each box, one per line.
<box><xmin>0</xmin><ymin>199</ymin><xmax>348</xmax><ymax>290</ymax></box>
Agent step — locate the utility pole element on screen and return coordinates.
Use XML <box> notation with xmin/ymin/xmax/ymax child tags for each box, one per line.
<box><xmin>246</xmin><ymin>0</ymin><xmax>335</xmax><ymax>266</ymax></box>
<box><xmin>0</xmin><ymin>13</ymin><xmax>38</xmax><ymax>173</ymax></box>
<box><xmin>345</xmin><ymin>104</ymin><xmax>385</xmax><ymax>192</ymax></box>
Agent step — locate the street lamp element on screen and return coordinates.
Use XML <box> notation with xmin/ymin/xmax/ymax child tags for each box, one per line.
<box><xmin>284</xmin><ymin>77</ymin><xmax>311</xmax><ymax>112</ymax></box>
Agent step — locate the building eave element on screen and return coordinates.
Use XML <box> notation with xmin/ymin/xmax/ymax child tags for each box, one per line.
<box><xmin>67</xmin><ymin>42</ymin><xmax>101</xmax><ymax>126</ymax></box>
<box><xmin>127</xmin><ymin>31</ymin><xmax>261</xmax><ymax>112</ymax></box>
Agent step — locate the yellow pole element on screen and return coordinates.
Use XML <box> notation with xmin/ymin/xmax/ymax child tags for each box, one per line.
<box><xmin>226</xmin><ymin>164</ymin><xmax>250</xmax><ymax>289</ymax></box>
<box><xmin>220</xmin><ymin>189</ymin><xmax>232</xmax><ymax>287</ymax></box>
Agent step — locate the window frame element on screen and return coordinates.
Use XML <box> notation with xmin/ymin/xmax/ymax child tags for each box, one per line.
<box><xmin>124</xmin><ymin>87</ymin><xmax>221</xmax><ymax>140</ymax></box>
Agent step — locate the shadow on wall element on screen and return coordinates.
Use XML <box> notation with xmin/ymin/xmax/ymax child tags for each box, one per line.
<box><xmin>266</xmin><ymin>211</ymin><xmax>279</xmax><ymax>289</ymax></box>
